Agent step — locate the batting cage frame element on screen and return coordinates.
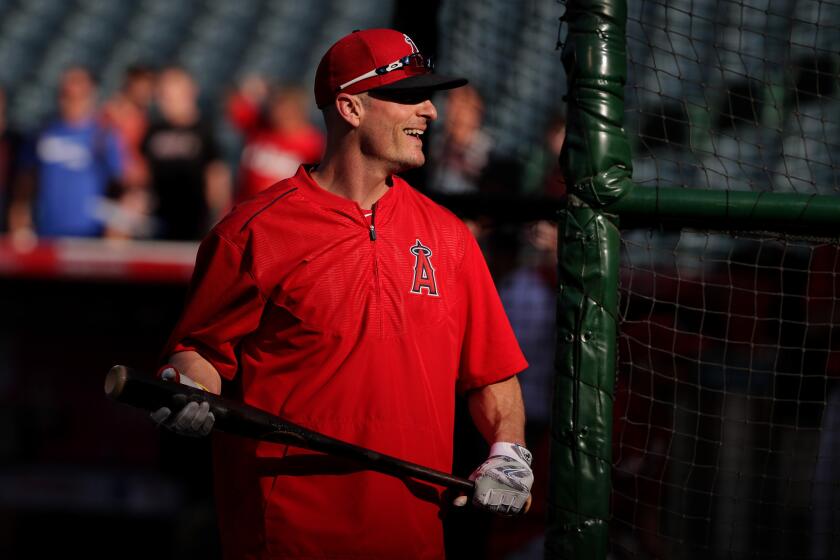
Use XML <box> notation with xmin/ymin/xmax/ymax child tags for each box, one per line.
<box><xmin>548</xmin><ymin>1</ymin><xmax>840</xmax><ymax>558</ymax></box>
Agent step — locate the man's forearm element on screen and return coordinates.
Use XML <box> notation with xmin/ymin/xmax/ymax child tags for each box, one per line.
<box><xmin>461</xmin><ymin>376</ymin><xmax>533</xmax><ymax>515</ymax></box>
<box><xmin>205</xmin><ymin>160</ymin><xmax>232</xmax><ymax>221</ymax></box>
<box><xmin>467</xmin><ymin>376</ymin><xmax>527</xmax><ymax>446</ymax></box>
<box><xmin>8</xmin><ymin>172</ymin><xmax>35</xmax><ymax>235</ymax></box>
<box><xmin>168</xmin><ymin>350</ymin><xmax>223</xmax><ymax>395</ymax></box>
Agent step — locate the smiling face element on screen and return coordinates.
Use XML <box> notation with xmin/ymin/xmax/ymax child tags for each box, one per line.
<box><xmin>356</xmin><ymin>90</ymin><xmax>438</xmax><ymax>174</ymax></box>
<box><xmin>156</xmin><ymin>67</ymin><xmax>199</xmax><ymax>125</ymax></box>
<box><xmin>59</xmin><ymin>67</ymin><xmax>96</xmax><ymax>123</ymax></box>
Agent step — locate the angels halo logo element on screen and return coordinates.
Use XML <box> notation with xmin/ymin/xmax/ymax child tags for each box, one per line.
<box><xmin>409</xmin><ymin>239</ymin><xmax>439</xmax><ymax>297</ymax></box>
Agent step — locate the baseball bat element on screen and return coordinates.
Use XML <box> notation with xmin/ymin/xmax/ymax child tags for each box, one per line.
<box><xmin>105</xmin><ymin>365</ymin><xmax>474</xmax><ymax>493</ymax></box>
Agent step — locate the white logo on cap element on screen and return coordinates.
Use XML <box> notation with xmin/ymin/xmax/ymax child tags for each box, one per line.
<box><xmin>404</xmin><ymin>34</ymin><xmax>419</xmax><ymax>53</ymax></box>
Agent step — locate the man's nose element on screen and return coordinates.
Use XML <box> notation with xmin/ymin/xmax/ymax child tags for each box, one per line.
<box><xmin>419</xmin><ymin>99</ymin><xmax>437</xmax><ymax>121</ymax></box>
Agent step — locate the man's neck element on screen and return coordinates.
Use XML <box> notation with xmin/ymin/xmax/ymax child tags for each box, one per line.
<box><xmin>311</xmin><ymin>153</ymin><xmax>393</xmax><ymax>210</ymax></box>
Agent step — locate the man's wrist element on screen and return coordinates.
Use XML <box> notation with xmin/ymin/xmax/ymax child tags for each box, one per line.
<box><xmin>157</xmin><ymin>365</ymin><xmax>209</xmax><ymax>392</ymax></box>
<box><xmin>489</xmin><ymin>442</ymin><xmax>533</xmax><ymax>467</ymax></box>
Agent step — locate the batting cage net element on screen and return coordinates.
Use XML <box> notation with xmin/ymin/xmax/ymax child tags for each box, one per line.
<box><xmin>626</xmin><ymin>0</ymin><xmax>840</xmax><ymax>197</ymax></box>
<box><xmin>615</xmin><ymin>230</ymin><xmax>840</xmax><ymax>559</ymax></box>
<box><xmin>608</xmin><ymin>0</ymin><xmax>840</xmax><ymax>558</ymax></box>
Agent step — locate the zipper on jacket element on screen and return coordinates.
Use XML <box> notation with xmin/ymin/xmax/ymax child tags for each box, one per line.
<box><xmin>368</xmin><ymin>202</ymin><xmax>381</xmax><ymax>335</ymax></box>
<box><xmin>368</xmin><ymin>203</ymin><xmax>377</xmax><ymax>241</ymax></box>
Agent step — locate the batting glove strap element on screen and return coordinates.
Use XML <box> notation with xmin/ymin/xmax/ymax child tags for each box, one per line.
<box><xmin>488</xmin><ymin>442</ymin><xmax>533</xmax><ymax>467</ymax></box>
<box><xmin>469</xmin><ymin>442</ymin><xmax>534</xmax><ymax>516</ymax></box>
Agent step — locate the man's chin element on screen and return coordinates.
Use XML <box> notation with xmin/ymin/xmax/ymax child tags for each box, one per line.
<box><xmin>391</xmin><ymin>155</ymin><xmax>426</xmax><ymax>175</ymax></box>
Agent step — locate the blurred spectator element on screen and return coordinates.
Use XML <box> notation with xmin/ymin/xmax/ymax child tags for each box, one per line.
<box><xmin>142</xmin><ymin>66</ymin><xmax>231</xmax><ymax>240</ymax></box>
<box><xmin>812</xmin><ymin>384</ymin><xmax>840</xmax><ymax>559</ymax></box>
<box><xmin>102</xmin><ymin>64</ymin><xmax>155</xmax><ymax>191</ymax></box>
<box><xmin>482</xmin><ymin>225</ymin><xmax>556</xmax><ymax>559</ymax></box>
<box><xmin>429</xmin><ymin>84</ymin><xmax>492</xmax><ymax>193</ymax></box>
<box><xmin>487</xmin><ymin>227</ymin><xmax>555</xmax><ymax>437</ymax></box>
<box><xmin>225</xmin><ymin>73</ymin><xmax>270</xmax><ymax>137</ymax></box>
<box><xmin>99</xmin><ymin>64</ymin><xmax>157</xmax><ymax>238</ymax></box>
<box><xmin>7</xmin><ymin>66</ymin><xmax>124</xmax><ymax>242</ymax></box>
<box><xmin>521</xmin><ymin>112</ymin><xmax>566</xmax><ymax>198</ymax></box>
<box><xmin>234</xmin><ymin>85</ymin><xmax>324</xmax><ymax>203</ymax></box>
<box><xmin>0</xmin><ymin>87</ymin><xmax>24</xmax><ymax>233</ymax></box>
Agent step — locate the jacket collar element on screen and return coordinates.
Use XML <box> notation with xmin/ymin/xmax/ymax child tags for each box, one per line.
<box><xmin>294</xmin><ymin>165</ymin><xmax>401</xmax><ymax>226</ymax></box>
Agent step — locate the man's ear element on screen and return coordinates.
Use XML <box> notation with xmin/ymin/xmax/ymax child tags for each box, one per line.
<box><xmin>334</xmin><ymin>93</ymin><xmax>363</xmax><ymax>128</ymax></box>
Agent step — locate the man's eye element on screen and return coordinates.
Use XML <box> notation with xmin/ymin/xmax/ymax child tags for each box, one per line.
<box><xmin>372</xmin><ymin>90</ymin><xmax>433</xmax><ymax>105</ymax></box>
<box><xmin>398</xmin><ymin>95</ymin><xmax>428</xmax><ymax>104</ymax></box>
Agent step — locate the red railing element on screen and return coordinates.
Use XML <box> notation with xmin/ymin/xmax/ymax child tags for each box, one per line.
<box><xmin>0</xmin><ymin>237</ymin><xmax>198</xmax><ymax>283</ymax></box>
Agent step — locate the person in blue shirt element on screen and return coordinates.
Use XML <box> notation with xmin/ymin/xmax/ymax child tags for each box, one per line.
<box><xmin>8</xmin><ymin>66</ymin><xmax>124</xmax><ymax>239</ymax></box>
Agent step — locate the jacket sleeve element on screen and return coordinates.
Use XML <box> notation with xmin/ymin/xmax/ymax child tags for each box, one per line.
<box><xmin>456</xmin><ymin>232</ymin><xmax>528</xmax><ymax>393</ymax></box>
<box><xmin>164</xmin><ymin>230</ymin><xmax>267</xmax><ymax>380</ymax></box>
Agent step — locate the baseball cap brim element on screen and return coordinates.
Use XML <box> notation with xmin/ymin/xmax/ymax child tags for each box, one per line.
<box><xmin>369</xmin><ymin>73</ymin><xmax>468</xmax><ymax>94</ymax></box>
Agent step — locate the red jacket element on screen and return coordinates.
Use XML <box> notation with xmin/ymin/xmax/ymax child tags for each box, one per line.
<box><xmin>167</xmin><ymin>166</ymin><xmax>527</xmax><ymax>559</ymax></box>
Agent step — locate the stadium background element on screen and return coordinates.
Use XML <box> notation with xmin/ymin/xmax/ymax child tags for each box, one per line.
<box><xmin>0</xmin><ymin>0</ymin><xmax>566</xmax><ymax>166</ymax></box>
<box><xmin>4</xmin><ymin>0</ymin><xmax>838</xmax><ymax>558</ymax></box>
<box><xmin>0</xmin><ymin>1</ymin><xmax>565</xmax><ymax>558</ymax></box>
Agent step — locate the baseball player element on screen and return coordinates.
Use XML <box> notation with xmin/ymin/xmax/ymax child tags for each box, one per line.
<box><xmin>152</xmin><ymin>29</ymin><xmax>533</xmax><ymax>559</ymax></box>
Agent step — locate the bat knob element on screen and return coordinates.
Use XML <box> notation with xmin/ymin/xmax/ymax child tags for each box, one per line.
<box><xmin>104</xmin><ymin>365</ymin><xmax>129</xmax><ymax>399</ymax></box>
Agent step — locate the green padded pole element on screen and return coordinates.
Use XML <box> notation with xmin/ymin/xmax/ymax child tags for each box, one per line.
<box><xmin>548</xmin><ymin>0</ymin><xmax>631</xmax><ymax>558</ymax></box>
<box><xmin>559</xmin><ymin>0</ymin><xmax>635</xmax><ymax>208</ymax></box>
<box><xmin>548</xmin><ymin>203</ymin><xmax>620</xmax><ymax>559</ymax></box>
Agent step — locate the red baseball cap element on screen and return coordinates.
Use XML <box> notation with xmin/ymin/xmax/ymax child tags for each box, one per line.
<box><xmin>314</xmin><ymin>28</ymin><xmax>467</xmax><ymax>109</ymax></box>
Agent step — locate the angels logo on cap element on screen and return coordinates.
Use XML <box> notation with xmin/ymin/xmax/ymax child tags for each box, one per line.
<box><xmin>314</xmin><ymin>28</ymin><xmax>467</xmax><ymax>108</ymax></box>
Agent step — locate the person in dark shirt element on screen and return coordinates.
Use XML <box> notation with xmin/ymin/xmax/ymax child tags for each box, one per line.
<box><xmin>142</xmin><ymin>66</ymin><xmax>230</xmax><ymax>240</ymax></box>
<box><xmin>0</xmin><ymin>87</ymin><xmax>24</xmax><ymax>233</ymax></box>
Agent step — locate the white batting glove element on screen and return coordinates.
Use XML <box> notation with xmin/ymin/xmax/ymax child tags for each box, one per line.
<box><xmin>149</xmin><ymin>366</ymin><xmax>215</xmax><ymax>437</ymax></box>
<box><xmin>456</xmin><ymin>442</ymin><xmax>534</xmax><ymax>516</ymax></box>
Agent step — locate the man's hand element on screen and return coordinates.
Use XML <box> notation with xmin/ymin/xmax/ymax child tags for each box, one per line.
<box><xmin>455</xmin><ymin>442</ymin><xmax>534</xmax><ymax>516</ymax></box>
<box><xmin>149</xmin><ymin>366</ymin><xmax>215</xmax><ymax>437</ymax></box>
